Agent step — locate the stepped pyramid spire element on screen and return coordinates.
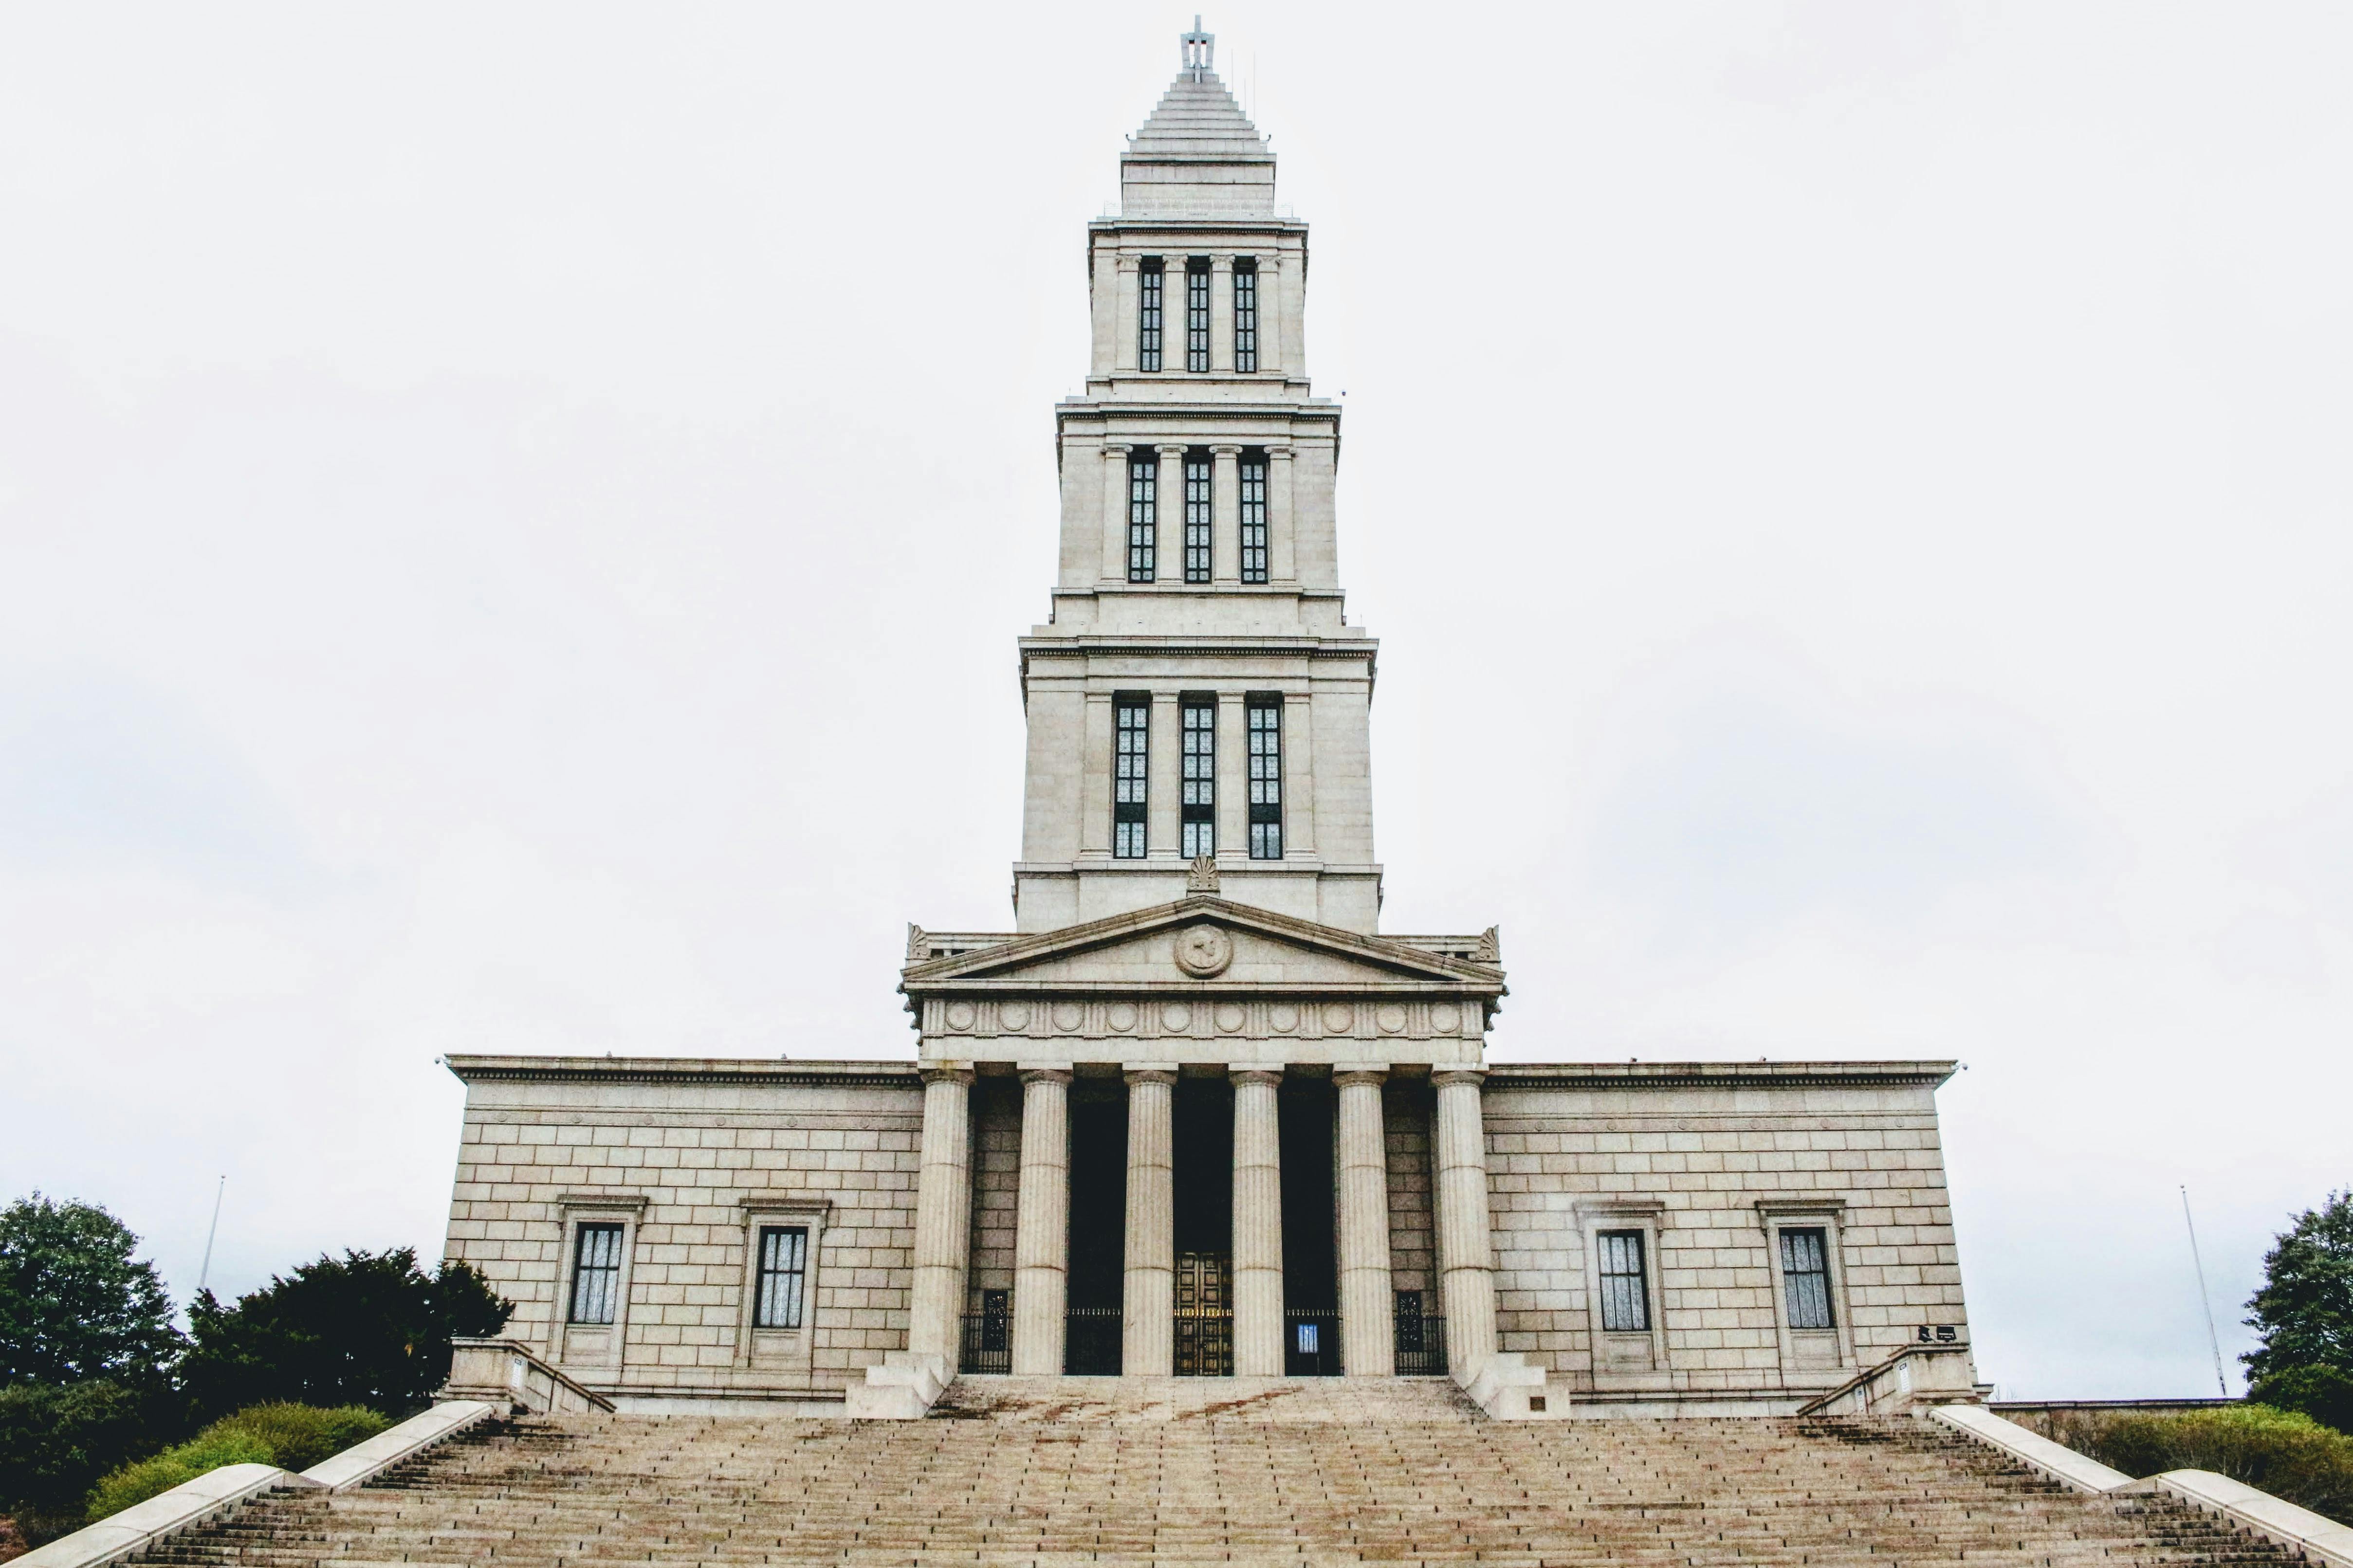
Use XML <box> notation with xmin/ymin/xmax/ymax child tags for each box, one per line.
<box><xmin>1019</xmin><ymin>22</ymin><xmax>1366</xmax><ymax>933</ymax></box>
<box><xmin>1122</xmin><ymin>19</ymin><xmax>1275</xmax><ymax>216</ymax></box>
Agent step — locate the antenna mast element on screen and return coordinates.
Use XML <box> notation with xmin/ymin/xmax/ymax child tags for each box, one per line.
<box><xmin>198</xmin><ymin>1175</ymin><xmax>226</xmax><ymax>1295</ymax></box>
<box><xmin>2180</xmin><ymin>1185</ymin><xmax>2230</xmax><ymax>1398</ymax></box>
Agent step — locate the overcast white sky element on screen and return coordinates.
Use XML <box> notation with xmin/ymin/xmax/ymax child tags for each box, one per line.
<box><xmin>2</xmin><ymin>2</ymin><xmax>2347</xmax><ymax>1401</ymax></box>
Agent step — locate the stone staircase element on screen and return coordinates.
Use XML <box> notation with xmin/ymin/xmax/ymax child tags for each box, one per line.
<box><xmin>128</xmin><ymin>1380</ymin><xmax>2296</xmax><ymax>1567</ymax></box>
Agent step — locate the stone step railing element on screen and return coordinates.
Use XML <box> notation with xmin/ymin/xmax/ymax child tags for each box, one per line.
<box><xmin>1932</xmin><ymin>1403</ymin><xmax>2353</xmax><ymax>1568</ymax></box>
<box><xmin>1794</xmin><ymin>1342</ymin><xmax>1984</xmax><ymax>1416</ymax></box>
<box><xmin>440</xmin><ymin>1338</ymin><xmax>615</xmax><ymax>1414</ymax></box>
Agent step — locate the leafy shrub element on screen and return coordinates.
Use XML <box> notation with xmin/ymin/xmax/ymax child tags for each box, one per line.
<box><xmin>84</xmin><ymin>1429</ymin><xmax>275</xmax><ymax>1523</ymax></box>
<box><xmin>2039</xmin><ymin>1404</ymin><xmax>2353</xmax><ymax>1524</ymax></box>
<box><xmin>84</xmin><ymin>1404</ymin><xmax>390</xmax><ymax>1523</ymax></box>
<box><xmin>207</xmin><ymin>1403</ymin><xmax>389</xmax><ymax>1473</ymax></box>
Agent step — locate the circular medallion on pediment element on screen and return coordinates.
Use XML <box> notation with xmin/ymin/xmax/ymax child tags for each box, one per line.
<box><xmin>1052</xmin><ymin>1001</ymin><xmax>1085</xmax><ymax>1033</ymax></box>
<box><xmin>1162</xmin><ymin>1002</ymin><xmax>1192</xmax><ymax>1032</ymax></box>
<box><xmin>1268</xmin><ymin>1003</ymin><xmax>1299</xmax><ymax>1034</ymax></box>
<box><xmin>999</xmin><ymin>1001</ymin><xmax>1030</xmax><ymax>1032</ymax></box>
<box><xmin>1377</xmin><ymin>1004</ymin><xmax>1408</xmax><ymax>1035</ymax></box>
<box><xmin>1175</xmin><ymin>923</ymin><xmax>1234</xmax><ymax>978</ymax></box>
<box><xmin>945</xmin><ymin>1001</ymin><xmax>977</xmax><ymax>1033</ymax></box>
<box><xmin>1432</xmin><ymin>1003</ymin><xmax>1461</xmax><ymax>1034</ymax></box>
<box><xmin>1107</xmin><ymin>1001</ymin><xmax>1138</xmax><ymax>1033</ymax></box>
<box><xmin>1215</xmin><ymin>1002</ymin><xmax>1247</xmax><ymax>1033</ymax></box>
<box><xmin>1322</xmin><ymin>1002</ymin><xmax>1355</xmax><ymax>1035</ymax></box>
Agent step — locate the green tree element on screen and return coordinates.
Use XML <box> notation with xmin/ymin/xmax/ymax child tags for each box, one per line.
<box><xmin>0</xmin><ymin>1197</ymin><xmax>184</xmax><ymax>1543</ymax></box>
<box><xmin>181</xmin><ymin>1248</ymin><xmax>511</xmax><ymax>1419</ymax></box>
<box><xmin>2245</xmin><ymin>1189</ymin><xmax>2353</xmax><ymax>1433</ymax></box>
<box><xmin>0</xmin><ymin>1195</ymin><xmax>184</xmax><ymax>1388</ymax></box>
<box><xmin>0</xmin><ymin>1379</ymin><xmax>154</xmax><ymax>1540</ymax></box>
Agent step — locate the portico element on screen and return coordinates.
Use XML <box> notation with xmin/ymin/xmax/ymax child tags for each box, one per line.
<box><xmin>894</xmin><ymin>891</ymin><xmax>1539</xmax><ymax>1408</ymax></box>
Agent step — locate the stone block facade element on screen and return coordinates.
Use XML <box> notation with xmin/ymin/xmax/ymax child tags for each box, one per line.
<box><xmin>441</xmin><ymin>1052</ymin><xmax>1965</xmax><ymax>1413</ymax></box>
<box><xmin>1483</xmin><ymin>1064</ymin><xmax>1967</xmax><ymax>1410</ymax></box>
<box><xmin>442</xmin><ymin>1058</ymin><xmax>923</xmax><ymax>1405</ymax></box>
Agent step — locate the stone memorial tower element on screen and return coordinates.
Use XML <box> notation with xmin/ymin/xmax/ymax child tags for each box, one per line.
<box><xmin>440</xmin><ymin>25</ymin><xmax>1974</xmax><ymax>1424</ymax></box>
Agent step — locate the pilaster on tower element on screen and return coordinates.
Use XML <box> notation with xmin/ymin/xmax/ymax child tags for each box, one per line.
<box><xmin>1015</xmin><ymin>25</ymin><xmax>1381</xmax><ymax>936</ymax></box>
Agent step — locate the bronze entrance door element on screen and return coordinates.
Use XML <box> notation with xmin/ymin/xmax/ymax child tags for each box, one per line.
<box><xmin>1173</xmin><ymin>1250</ymin><xmax>1233</xmax><ymax>1376</ymax></box>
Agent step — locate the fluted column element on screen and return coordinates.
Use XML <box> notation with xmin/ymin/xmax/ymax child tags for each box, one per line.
<box><xmin>1210</xmin><ymin>444</ymin><xmax>1242</xmax><ymax>586</ymax></box>
<box><xmin>1155</xmin><ymin>443</ymin><xmax>1186</xmax><ymax>584</ymax></box>
<box><xmin>1101</xmin><ymin>443</ymin><xmax>1132</xmax><ymax>585</ymax></box>
<box><xmin>1011</xmin><ymin>1067</ymin><xmax>1071</xmax><ymax>1375</ymax></box>
<box><xmin>1209</xmin><ymin>254</ymin><xmax>1234</xmax><ymax>373</ymax></box>
<box><xmin>1114</xmin><ymin>255</ymin><xmax>1140</xmax><ymax>373</ymax></box>
<box><xmin>1433</xmin><ymin>1069</ymin><xmax>1498</xmax><ymax>1382</ymax></box>
<box><xmin>1090</xmin><ymin>240</ymin><xmax>1118</xmax><ymax>379</ymax></box>
<box><xmin>1267</xmin><ymin>445</ymin><xmax>1297</xmax><ymax>583</ymax></box>
<box><xmin>906</xmin><ymin>1068</ymin><xmax>974</xmax><ymax>1365</ymax></box>
<box><xmin>1230</xmin><ymin>1068</ymin><xmax>1286</xmax><ymax>1376</ymax></box>
<box><xmin>1335</xmin><ymin>1067</ymin><xmax>1395</xmax><ymax>1376</ymax></box>
<box><xmin>1121</xmin><ymin>1069</ymin><xmax>1177</xmax><ymax>1376</ymax></box>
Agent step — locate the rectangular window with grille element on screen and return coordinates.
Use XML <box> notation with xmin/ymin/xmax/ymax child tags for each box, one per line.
<box><xmin>569</xmin><ymin>1222</ymin><xmax>624</xmax><ymax>1325</ymax></box>
<box><xmin>1184</xmin><ymin>451</ymin><xmax>1212</xmax><ymax>583</ymax></box>
<box><xmin>1127</xmin><ymin>455</ymin><xmax>1157</xmax><ymax>582</ymax></box>
<box><xmin>1597</xmin><ymin>1230</ymin><xmax>1650</xmax><ymax>1333</ymax></box>
<box><xmin>1238</xmin><ymin>452</ymin><xmax>1268</xmax><ymax>583</ymax></box>
<box><xmin>1139</xmin><ymin>259</ymin><xmax>1163</xmax><ymax>372</ymax></box>
<box><xmin>753</xmin><ymin>1225</ymin><xmax>807</xmax><ymax>1329</ymax></box>
<box><xmin>1247</xmin><ymin>697</ymin><xmax>1282</xmax><ymax>859</ymax></box>
<box><xmin>1186</xmin><ymin>259</ymin><xmax>1210</xmax><ymax>372</ymax></box>
<box><xmin>1232</xmin><ymin>259</ymin><xmax>1257</xmax><ymax>372</ymax></box>
<box><xmin>1114</xmin><ymin>697</ymin><xmax>1149</xmax><ymax>858</ymax></box>
<box><xmin>1181</xmin><ymin>697</ymin><xmax>1215</xmax><ymax>859</ymax></box>
<box><xmin>1780</xmin><ymin>1227</ymin><xmax>1835</xmax><ymax>1331</ymax></box>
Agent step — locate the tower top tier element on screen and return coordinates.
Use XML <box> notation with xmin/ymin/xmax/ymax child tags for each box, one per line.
<box><xmin>1122</xmin><ymin>26</ymin><xmax>1274</xmax><ymax>219</ymax></box>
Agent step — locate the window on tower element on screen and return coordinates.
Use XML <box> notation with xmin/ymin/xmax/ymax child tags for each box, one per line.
<box><xmin>1181</xmin><ymin>697</ymin><xmax>1215</xmax><ymax>859</ymax></box>
<box><xmin>1247</xmin><ymin>697</ymin><xmax>1283</xmax><ymax>859</ymax></box>
<box><xmin>1127</xmin><ymin>454</ymin><xmax>1157</xmax><ymax>582</ymax></box>
<box><xmin>1232</xmin><ymin>259</ymin><xmax>1258</xmax><ymax>373</ymax></box>
<box><xmin>1183</xmin><ymin>450</ymin><xmax>1212</xmax><ymax>583</ymax></box>
<box><xmin>1238</xmin><ymin>451</ymin><xmax>1268</xmax><ymax>583</ymax></box>
<box><xmin>1114</xmin><ymin>696</ymin><xmax>1149</xmax><ymax>858</ymax></box>
<box><xmin>1138</xmin><ymin>259</ymin><xmax>1164</xmax><ymax>372</ymax></box>
<box><xmin>1186</xmin><ymin>258</ymin><xmax>1211</xmax><ymax>372</ymax></box>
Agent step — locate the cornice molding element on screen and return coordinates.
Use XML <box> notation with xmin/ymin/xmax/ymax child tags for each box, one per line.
<box><xmin>1482</xmin><ymin>1061</ymin><xmax>1961</xmax><ymax>1092</ymax></box>
<box><xmin>443</xmin><ymin>1055</ymin><xmax>921</xmax><ymax>1089</ymax></box>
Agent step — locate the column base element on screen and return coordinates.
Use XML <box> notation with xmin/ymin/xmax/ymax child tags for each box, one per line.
<box><xmin>1459</xmin><ymin>1352</ymin><xmax>1567</xmax><ymax>1421</ymax></box>
<box><xmin>844</xmin><ymin>1351</ymin><xmax>952</xmax><ymax>1420</ymax></box>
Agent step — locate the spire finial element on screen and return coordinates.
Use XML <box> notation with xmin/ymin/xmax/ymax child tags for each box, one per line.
<box><xmin>1181</xmin><ymin>16</ymin><xmax>1213</xmax><ymax>79</ymax></box>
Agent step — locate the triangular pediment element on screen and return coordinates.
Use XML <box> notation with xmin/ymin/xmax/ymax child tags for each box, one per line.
<box><xmin>901</xmin><ymin>896</ymin><xmax>1503</xmax><ymax>998</ymax></box>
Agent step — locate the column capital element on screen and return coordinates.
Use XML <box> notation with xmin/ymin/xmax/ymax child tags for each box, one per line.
<box><xmin>1208</xmin><ymin>443</ymin><xmax>1244</xmax><ymax>457</ymax></box>
<box><xmin>1432</xmin><ymin>1068</ymin><xmax>1487</xmax><ymax>1090</ymax></box>
<box><xmin>920</xmin><ymin>1067</ymin><xmax>975</xmax><ymax>1087</ymax></box>
<box><xmin>1229</xmin><ymin>1067</ymin><xmax>1284</xmax><ymax>1089</ymax></box>
<box><xmin>1156</xmin><ymin>442</ymin><xmax>1189</xmax><ymax>457</ymax></box>
<box><xmin>1266</xmin><ymin>444</ymin><xmax>1296</xmax><ymax>462</ymax></box>
<box><xmin>1333</xmin><ymin>1066</ymin><xmax>1389</xmax><ymax>1089</ymax></box>
<box><xmin>1017</xmin><ymin>1065</ymin><xmax>1073</xmax><ymax>1085</ymax></box>
<box><xmin>1123</xmin><ymin>1067</ymin><xmax>1180</xmax><ymax>1087</ymax></box>
<box><xmin>1102</xmin><ymin>441</ymin><xmax>1133</xmax><ymax>458</ymax></box>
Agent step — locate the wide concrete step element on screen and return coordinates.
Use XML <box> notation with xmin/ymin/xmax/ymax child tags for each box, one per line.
<box><xmin>125</xmin><ymin>1410</ymin><xmax>2302</xmax><ymax>1568</ymax></box>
